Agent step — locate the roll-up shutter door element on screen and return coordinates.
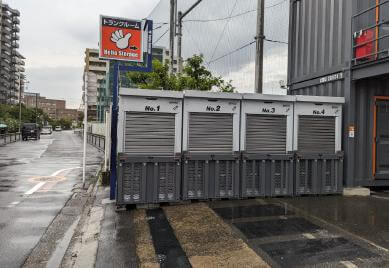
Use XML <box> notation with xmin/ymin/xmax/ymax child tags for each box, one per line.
<box><xmin>246</xmin><ymin>114</ymin><xmax>287</xmax><ymax>154</ymax></box>
<box><xmin>188</xmin><ymin>112</ymin><xmax>233</xmax><ymax>153</ymax></box>
<box><xmin>124</xmin><ymin>112</ymin><xmax>175</xmax><ymax>156</ymax></box>
<box><xmin>298</xmin><ymin>116</ymin><xmax>335</xmax><ymax>153</ymax></box>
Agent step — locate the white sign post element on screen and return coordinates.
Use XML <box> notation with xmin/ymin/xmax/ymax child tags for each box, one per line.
<box><xmin>82</xmin><ymin>73</ymin><xmax>88</xmax><ymax>187</ymax></box>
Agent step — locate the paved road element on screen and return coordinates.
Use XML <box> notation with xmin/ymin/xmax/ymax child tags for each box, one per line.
<box><xmin>0</xmin><ymin>130</ymin><xmax>102</xmax><ymax>268</ymax></box>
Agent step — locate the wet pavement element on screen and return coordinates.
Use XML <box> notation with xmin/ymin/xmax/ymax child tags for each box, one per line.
<box><xmin>0</xmin><ymin>131</ymin><xmax>102</xmax><ymax>268</ymax></box>
<box><xmin>94</xmin><ymin>191</ymin><xmax>389</xmax><ymax>268</ymax></box>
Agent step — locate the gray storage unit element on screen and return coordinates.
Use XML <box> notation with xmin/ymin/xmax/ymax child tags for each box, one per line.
<box><xmin>182</xmin><ymin>91</ymin><xmax>241</xmax><ymax>200</ymax></box>
<box><xmin>294</xmin><ymin>96</ymin><xmax>345</xmax><ymax>195</ymax></box>
<box><xmin>116</xmin><ymin>88</ymin><xmax>183</xmax><ymax>204</ymax></box>
<box><xmin>241</xmin><ymin>94</ymin><xmax>295</xmax><ymax>197</ymax></box>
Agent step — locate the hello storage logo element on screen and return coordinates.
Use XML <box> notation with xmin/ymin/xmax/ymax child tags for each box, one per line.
<box><xmin>99</xmin><ymin>15</ymin><xmax>143</xmax><ymax>62</ymax></box>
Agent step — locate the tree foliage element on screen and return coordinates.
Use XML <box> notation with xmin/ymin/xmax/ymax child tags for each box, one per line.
<box><xmin>126</xmin><ymin>54</ymin><xmax>234</xmax><ymax>92</ymax></box>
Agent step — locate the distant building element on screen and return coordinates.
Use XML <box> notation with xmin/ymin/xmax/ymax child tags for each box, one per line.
<box><xmin>56</xmin><ymin>108</ymin><xmax>79</xmax><ymax>122</ymax></box>
<box><xmin>153</xmin><ymin>46</ymin><xmax>178</xmax><ymax>72</ymax></box>
<box><xmin>83</xmin><ymin>48</ymin><xmax>109</xmax><ymax>121</ymax></box>
<box><xmin>0</xmin><ymin>1</ymin><xmax>25</xmax><ymax>104</ymax></box>
<box><xmin>23</xmin><ymin>92</ymin><xmax>76</xmax><ymax>121</ymax></box>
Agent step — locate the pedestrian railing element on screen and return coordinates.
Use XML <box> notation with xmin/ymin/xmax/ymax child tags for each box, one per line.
<box><xmin>0</xmin><ymin>132</ymin><xmax>21</xmax><ymax>146</ymax></box>
<box><xmin>78</xmin><ymin>130</ymin><xmax>105</xmax><ymax>152</ymax></box>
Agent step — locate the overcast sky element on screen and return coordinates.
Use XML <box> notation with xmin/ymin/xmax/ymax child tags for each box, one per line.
<box><xmin>4</xmin><ymin>0</ymin><xmax>159</xmax><ymax>108</ymax></box>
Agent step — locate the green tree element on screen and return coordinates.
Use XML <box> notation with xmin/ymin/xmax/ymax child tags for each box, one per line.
<box><xmin>126</xmin><ymin>54</ymin><xmax>235</xmax><ymax>92</ymax></box>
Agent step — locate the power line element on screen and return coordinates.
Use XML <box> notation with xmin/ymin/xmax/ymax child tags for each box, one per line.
<box><xmin>208</xmin><ymin>40</ymin><xmax>256</xmax><ymax>65</ymax></box>
<box><xmin>208</xmin><ymin>0</ymin><xmax>239</xmax><ymax>64</ymax></box>
<box><xmin>264</xmin><ymin>38</ymin><xmax>288</xmax><ymax>44</ymax></box>
<box><xmin>207</xmin><ymin>36</ymin><xmax>288</xmax><ymax>65</ymax></box>
<box><xmin>153</xmin><ymin>28</ymin><xmax>169</xmax><ymax>45</ymax></box>
<box><xmin>184</xmin><ymin>9</ymin><xmax>256</xmax><ymax>23</ymax></box>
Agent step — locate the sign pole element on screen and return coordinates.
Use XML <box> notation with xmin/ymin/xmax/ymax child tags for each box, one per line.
<box><xmin>82</xmin><ymin>73</ymin><xmax>88</xmax><ymax>188</ymax></box>
<box><xmin>109</xmin><ymin>63</ymin><xmax>119</xmax><ymax>200</ymax></box>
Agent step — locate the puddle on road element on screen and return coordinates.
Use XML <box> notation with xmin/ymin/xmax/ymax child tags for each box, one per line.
<box><xmin>213</xmin><ymin>204</ymin><xmax>294</xmax><ymax>220</ymax></box>
<box><xmin>234</xmin><ymin>217</ymin><xmax>320</xmax><ymax>239</ymax></box>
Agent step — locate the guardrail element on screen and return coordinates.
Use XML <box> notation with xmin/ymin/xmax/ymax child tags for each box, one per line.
<box><xmin>76</xmin><ymin>130</ymin><xmax>105</xmax><ymax>152</ymax></box>
<box><xmin>0</xmin><ymin>132</ymin><xmax>21</xmax><ymax>146</ymax></box>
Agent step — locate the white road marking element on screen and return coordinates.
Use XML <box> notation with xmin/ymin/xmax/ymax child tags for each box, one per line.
<box><xmin>340</xmin><ymin>261</ymin><xmax>358</xmax><ymax>268</ymax></box>
<box><xmin>303</xmin><ymin>233</ymin><xmax>316</xmax><ymax>239</ymax></box>
<box><xmin>25</xmin><ymin>181</ymin><xmax>46</xmax><ymax>195</ymax></box>
<box><xmin>50</xmin><ymin>164</ymin><xmax>100</xmax><ymax>177</ymax></box>
<box><xmin>7</xmin><ymin>201</ymin><xmax>20</xmax><ymax>208</ymax></box>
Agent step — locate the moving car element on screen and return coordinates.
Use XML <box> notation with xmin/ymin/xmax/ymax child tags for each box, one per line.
<box><xmin>41</xmin><ymin>125</ymin><xmax>52</xmax><ymax>135</ymax></box>
<box><xmin>55</xmin><ymin>126</ymin><xmax>62</xmax><ymax>131</ymax></box>
<box><xmin>22</xmin><ymin>123</ymin><xmax>40</xmax><ymax>140</ymax></box>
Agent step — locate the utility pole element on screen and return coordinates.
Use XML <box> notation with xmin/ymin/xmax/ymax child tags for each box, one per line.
<box><xmin>254</xmin><ymin>0</ymin><xmax>265</xmax><ymax>93</ymax></box>
<box><xmin>169</xmin><ymin>0</ymin><xmax>176</xmax><ymax>74</ymax></box>
<box><xmin>177</xmin><ymin>0</ymin><xmax>203</xmax><ymax>74</ymax></box>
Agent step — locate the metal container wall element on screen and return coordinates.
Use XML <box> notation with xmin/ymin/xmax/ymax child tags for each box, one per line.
<box><xmin>353</xmin><ymin>78</ymin><xmax>389</xmax><ymax>186</ymax></box>
<box><xmin>288</xmin><ymin>0</ymin><xmax>353</xmax><ymax>85</ymax></box>
<box><xmin>182</xmin><ymin>91</ymin><xmax>241</xmax><ymax>200</ymax></box>
<box><xmin>116</xmin><ymin>88</ymin><xmax>183</xmax><ymax>204</ymax></box>
<box><xmin>240</xmin><ymin>94</ymin><xmax>294</xmax><ymax>197</ymax></box>
<box><xmin>294</xmin><ymin>95</ymin><xmax>345</xmax><ymax>195</ymax></box>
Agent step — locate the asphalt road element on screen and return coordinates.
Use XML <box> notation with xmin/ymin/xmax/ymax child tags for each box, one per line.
<box><xmin>0</xmin><ymin>130</ymin><xmax>102</xmax><ymax>268</ymax></box>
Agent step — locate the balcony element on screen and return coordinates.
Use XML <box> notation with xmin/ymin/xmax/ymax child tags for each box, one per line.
<box><xmin>12</xmin><ymin>25</ymin><xmax>20</xmax><ymax>33</ymax></box>
<box><xmin>352</xmin><ymin>1</ymin><xmax>389</xmax><ymax>66</ymax></box>
<box><xmin>1</xmin><ymin>18</ymin><xmax>12</xmax><ymax>28</ymax></box>
<box><xmin>12</xmin><ymin>42</ymin><xmax>19</xmax><ymax>48</ymax></box>
<box><xmin>12</xmin><ymin>34</ymin><xmax>20</xmax><ymax>41</ymax></box>
<box><xmin>12</xmin><ymin>17</ymin><xmax>20</xmax><ymax>24</ymax></box>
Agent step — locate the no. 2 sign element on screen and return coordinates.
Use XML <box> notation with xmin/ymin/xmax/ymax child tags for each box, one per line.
<box><xmin>99</xmin><ymin>15</ymin><xmax>144</xmax><ymax>62</ymax></box>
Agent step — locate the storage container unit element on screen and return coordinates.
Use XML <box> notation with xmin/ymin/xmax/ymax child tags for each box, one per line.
<box><xmin>240</xmin><ymin>94</ymin><xmax>295</xmax><ymax>197</ymax></box>
<box><xmin>294</xmin><ymin>96</ymin><xmax>345</xmax><ymax>195</ymax></box>
<box><xmin>116</xmin><ymin>89</ymin><xmax>183</xmax><ymax>204</ymax></box>
<box><xmin>182</xmin><ymin>91</ymin><xmax>241</xmax><ymax>200</ymax></box>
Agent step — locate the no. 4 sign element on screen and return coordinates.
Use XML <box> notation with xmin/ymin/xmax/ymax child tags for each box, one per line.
<box><xmin>99</xmin><ymin>15</ymin><xmax>144</xmax><ymax>62</ymax></box>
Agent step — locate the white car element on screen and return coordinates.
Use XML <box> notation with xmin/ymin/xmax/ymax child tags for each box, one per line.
<box><xmin>55</xmin><ymin>126</ymin><xmax>62</xmax><ymax>131</ymax></box>
<box><xmin>41</xmin><ymin>126</ymin><xmax>52</xmax><ymax>135</ymax></box>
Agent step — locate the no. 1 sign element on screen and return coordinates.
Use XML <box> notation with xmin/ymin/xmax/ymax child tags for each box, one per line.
<box><xmin>99</xmin><ymin>15</ymin><xmax>144</xmax><ymax>62</ymax></box>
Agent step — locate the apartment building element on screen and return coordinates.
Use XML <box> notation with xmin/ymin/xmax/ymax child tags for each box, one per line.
<box><xmin>83</xmin><ymin>48</ymin><xmax>109</xmax><ymax>121</ymax></box>
<box><xmin>0</xmin><ymin>2</ymin><xmax>25</xmax><ymax>104</ymax></box>
<box><xmin>24</xmin><ymin>92</ymin><xmax>70</xmax><ymax>120</ymax></box>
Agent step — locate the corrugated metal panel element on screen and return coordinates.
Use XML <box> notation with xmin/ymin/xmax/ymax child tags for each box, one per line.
<box><xmin>291</xmin><ymin>79</ymin><xmax>345</xmax><ymax>97</ymax></box>
<box><xmin>298</xmin><ymin>116</ymin><xmax>335</xmax><ymax>153</ymax></box>
<box><xmin>246</xmin><ymin>115</ymin><xmax>287</xmax><ymax>153</ymax></box>
<box><xmin>124</xmin><ymin>112</ymin><xmax>175</xmax><ymax>156</ymax></box>
<box><xmin>288</xmin><ymin>0</ymin><xmax>352</xmax><ymax>84</ymax></box>
<box><xmin>188</xmin><ymin>113</ymin><xmax>233</xmax><ymax>153</ymax></box>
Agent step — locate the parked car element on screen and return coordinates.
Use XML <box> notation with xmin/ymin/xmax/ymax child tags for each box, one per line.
<box><xmin>55</xmin><ymin>126</ymin><xmax>62</xmax><ymax>131</ymax></box>
<box><xmin>22</xmin><ymin>123</ymin><xmax>40</xmax><ymax>140</ymax></box>
<box><xmin>41</xmin><ymin>125</ymin><xmax>52</xmax><ymax>135</ymax></box>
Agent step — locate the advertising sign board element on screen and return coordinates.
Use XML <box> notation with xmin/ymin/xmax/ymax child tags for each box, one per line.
<box><xmin>99</xmin><ymin>15</ymin><xmax>143</xmax><ymax>62</ymax></box>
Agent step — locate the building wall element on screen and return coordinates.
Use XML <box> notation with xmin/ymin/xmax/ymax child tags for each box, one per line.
<box><xmin>0</xmin><ymin>3</ymin><xmax>24</xmax><ymax>104</ymax></box>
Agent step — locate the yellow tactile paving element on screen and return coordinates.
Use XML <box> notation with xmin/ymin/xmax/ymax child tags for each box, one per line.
<box><xmin>164</xmin><ymin>203</ymin><xmax>270</xmax><ymax>268</ymax></box>
<box><xmin>132</xmin><ymin>209</ymin><xmax>159</xmax><ymax>268</ymax></box>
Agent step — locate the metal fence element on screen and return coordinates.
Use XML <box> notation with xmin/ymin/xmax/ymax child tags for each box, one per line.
<box><xmin>77</xmin><ymin>130</ymin><xmax>105</xmax><ymax>152</ymax></box>
<box><xmin>0</xmin><ymin>132</ymin><xmax>21</xmax><ymax>146</ymax></box>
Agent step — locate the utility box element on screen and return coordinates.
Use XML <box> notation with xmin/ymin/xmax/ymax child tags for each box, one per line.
<box><xmin>182</xmin><ymin>91</ymin><xmax>241</xmax><ymax>200</ymax></box>
<box><xmin>240</xmin><ymin>94</ymin><xmax>294</xmax><ymax>197</ymax></box>
<box><xmin>294</xmin><ymin>96</ymin><xmax>345</xmax><ymax>195</ymax></box>
<box><xmin>116</xmin><ymin>89</ymin><xmax>183</xmax><ymax>204</ymax></box>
